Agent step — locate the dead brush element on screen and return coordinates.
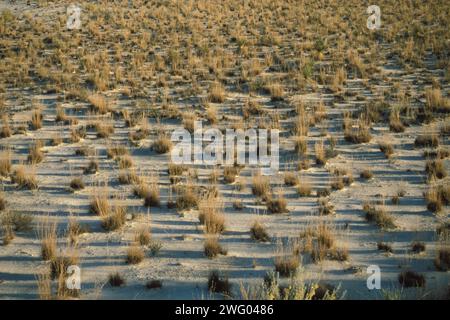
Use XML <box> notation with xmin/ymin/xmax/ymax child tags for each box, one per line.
<box><xmin>223</xmin><ymin>166</ymin><xmax>238</xmax><ymax>184</ymax></box>
<box><xmin>250</xmin><ymin>220</ymin><xmax>270</xmax><ymax>242</ymax></box>
<box><xmin>297</xmin><ymin>176</ymin><xmax>312</xmax><ymax>196</ymax></box>
<box><xmin>208</xmin><ymin>81</ymin><xmax>226</xmax><ymax>103</ymax></box>
<box><xmin>30</xmin><ymin>109</ymin><xmax>43</xmax><ymax>130</ymax></box>
<box><xmin>318</xmin><ymin>197</ymin><xmax>334</xmax><ymax>215</ymax></box>
<box><xmin>182</xmin><ymin>112</ymin><xmax>196</xmax><ymax>133</ymax></box>
<box><xmin>284</xmin><ymin>171</ymin><xmax>298</xmax><ymax>186</ymax></box>
<box><xmin>204</xmin><ymin>235</ymin><xmax>227</xmax><ymax>258</ymax></box>
<box><xmin>101</xmin><ymin>206</ymin><xmax>127</xmax><ymax>231</ymax></box>
<box><xmin>176</xmin><ymin>184</ymin><xmax>199</xmax><ymax>211</ymax></box>
<box><xmin>208</xmin><ymin>270</ymin><xmax>232</xmax><ymax>296</ymax></box>
<box><xmin>242</xmin><ymin>100</ymin><xmax>263</xmax><ymax>120</ymax></box>
<box><xmin>379</xmin><ymin>140</ymin><xmax>394</xmax><ymax>159</ymax></box>
<box><xmin>88</xmin><ymin>94</ymin><xmax>110</xmax><ymax>114</ymax></box>
<box><xmin>251</xmin><ymin>171</ymin><xmax>270</xmax><ymax>198</ymax></box>
<box><xmin>274</xmin><ymin>240</ymin><xmax>300</xmax><ymax>277</ymax></box>
<box><xmin>265</xmin><ymin>82</ymin><xmax>284</xmax><ymax>101</ymax></box>
<box><xmin>425</xmin><ymin>159</ymin><xmax>447</xmax><ymax>180</ymax></box>
<box><xmin>27</xmin><ymin>140</ymin><xmax>45</xmax><ymax>164</ymax></box>
<box><xmin>144</xmin><ymin>180</ymin><xmax>161</xmax><ymax>207</ymax></box>
<box><xmin>266</xmin><ymin>192</ymin><xmax>289</xmax><ymax>214</ymax></box>
<box><xmin>314</xmin><ymin>140</ymin><xmax>327</xmax><ymax>165</ymax></box>
<box><xmin>117</xmin><ymin>155</ymin><xmax>133</xmax><ymax>169</ymax></box>
<box><xmin>389</xmin><ymin>109</ymin><xmax>405</xmax><ymax>132</ymax></box>
<box><xmin>95</xmin><ymin>122</ymin><xmax>114</xmax><ymax>138</ymax></box>
<box><xmin>118</xmin><ymin>170</ymin><xmax>141</xmax><ymax>185</ymax></box>
<box><xmin>152</xmin><ymin>135</ymin><xmax>173</xmax><ymax>154</ymax></box>
<box><xmin>90</xmin><ymin>188</ymin><xmax>110</xmax><ymax>216</ymax></box>
<box><xmin>0</xmin><ymin>115</ymin><xmax>11</xmax><ymax>138</ymax></box>
<box><xmin>10</xmin><ymin>165</ymin><xmax>38</xmax><ymax>189</ymax></box>
<box><xmin>38</xmin><ymin>217</ymin><xmax>57</xmax><ymax>261</ymax></box>
<box><xmin>0</xmin><ymin>148</ymin><xmax>12</xmax><ymax>177</ymax></box>
<box><xmin>126</xmin><ymin>242</ymin><xmax>145</xmax><ymax>264</ymax></box>
<box><xmin>67</xmin><ymin>216</ymin><xmax>89</xmax><ymax>245</ymax></box>
<box><xmin>135</xmin><ymin>226</ymin><xmax>151</xmax><ymax>246</ymax></box>
<box><xmin>106</xmin><ymin>145</ymin><xmax>129</xmax><ymax>159</ymax></box>
<box><xmin>363</xmin><ymin>202</ymin><xmax>396</xmax><ymax>229</ymax></box>
<box><xmin>425</xmin><ymin>183</ymin><xmax>449</xmax><ymax>213</ymax></box>
<box><xmin>425</xmin><ymin>88</ymin><xmax>449</xmax><ymax>113</ymax></box>
<box><xmin>198</xmin><ymin>195</ymin><xmax>225</xmax><ymax>234</ymax></box>
<box><xmin>344</xmin><ymin>118</ymin><xmax>371</xmax><ymax>144</ymax></box>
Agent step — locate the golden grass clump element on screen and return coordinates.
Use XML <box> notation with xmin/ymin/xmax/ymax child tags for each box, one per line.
<box><xmin>10</xmin><ymin>165</ymin><xmax>38</xmax><ymax>189</ymax></box>
<box><xmin>90</xmin><ymin>190</ymin><xmax>110</xmax><ymax>216</ymax></box>
<box><xmin>0</xmin><ymin>115</ymin><xmax>11</xmax><ymax>138</ymax></box>
<box><xmin>284</xmin><ymin>171</ymin><xmax>298</xmax><ymax>186</ymax></box>
<box><xmin>27</xmin><ymin>140</ymin><xmax>44</xmax><ymax>164</ymax></box>
<box><xmin>251</xmin><ymin>171</ymin><xmax>270</xmax><ymax>198</ymax></box>
<box><xmin>0</xmin><ymin>148</ymin><xmax>12</xmax><ymax>177</ymax></box>
<box><xmin>88</xmin><ymin>94</ymin><xmax>110</xmax><ymax>114</ymax></box>
<box><xmin>208</xmin><ymin>82</ymin><xmax>226</xmax><ymax>103</ymax></box>
<box><xmin>250</xmin><ymin>220</ymin><xmax>270</xmax><ymax>242</ymax></box>
<box><xmin>266</xmin><ymin>193</ymin><xmax>289</xmax><ymax>214</ymax></box>
<box><xmin>152</xmin><ymin>135</ymin><xmax>173</xmax><ymax>154</ymax></box>
<box><xmin>30</xmin><ymin>109</ymin><xmax>43</xmax><ymax>130</ymax></box>
<box><xmin>126</xmin><ymin>242</ymin><xmax>145</xmax><ymax>264</ymax></box>
<box><xmin>101</xmin><ymin>206</ymin><xmax>127</xmax><ymax>231</ymax></box>
<box><xmin>363</xmin><ymin>202</ymin><xmax>396</xmax><ymax>229</ymax></box>
<box><xmin>204</xmin><ymin>235</ymin><xmax>227</xmax><ymax>259</ymax></box>
<box><xmin>38</xmin><ymin>217</ymin><xmax>57</xmax><ymax>261</ymax></box>
<box><xmin>198</xmin><ymin>195</ymin><xmax>225</xmax><ymax>234</ymax></box>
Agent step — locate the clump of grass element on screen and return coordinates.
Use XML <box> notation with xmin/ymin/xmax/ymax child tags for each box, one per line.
<box><xmin>297</xmin><ymin>177</ymin><xmax>312</xmax><ymax>196</ymax></box>
<box><xmin>117</xmin><ymin>155</ymin><xmax>133</xmax><ymax>169</ymax></box>
<box><xmin>208</xmin><ymin>270</ymin><xmax>232</xmax><ymax>296</ymax></box>
<box><xmin>294</xmin><ymin>136</ymin><xmax>307</xmax><ymax>155</ymax></box>
<box><xmin>415</xmin><ymin>133</ymin><xmax>439</xmax><ymax>148</ymax></box>
<box><xmin>377</xmin><ymin>242</ymin><xmax>393</xmax><ymax>253</ymax></box>
<box><xmin>250</xmin><ymin>220</ymin><xmax>270</xmax><ymax>242</ymax></box>
<box><xmin>126</xmin><ymin>243</ymin><xmax>145</xmax><ymax>264</ymax></box>
<box><xmin>38</xmin><ymin>218</ymin><xmax>57</xmax><ymax>261</ymax></box>
<box><xmin>67</xmin><ymin>216</ymin><xmax>89</xmax><ymax>245</ymax></box>
<box><xmin>90</xmin><ymin>191</ymin><xmax>110</xmax><ymax>216</ymax></box>
<box><xmin>379</xmin><ymin>141</ymin><xmax>394</xmax><ymax>158</ymax></box>
<box><xmin>30</xmin><ymin>109</ymin><xmax>43</xmax><ymax>130</ymax></box>
<box><xmin>389</xmin><ymin>110</ymin><xmax>405</xmax><ymax>132</ymax></box>
<box><xmin>266</xmin><ymin>193</ymin><xmax>289</xmax><ymax>214</ymax></box>
<box><xmin>274</xmin><ymin>243</ymin><xmax>300</xmax><ymax>277</ymax></box>
<box><xmin>425</xmin><ymin>88</ymin><xmax>449</xmax><ymax>113</ymax></box>
<box><xmin>411</xmin><ymin>241</ymin><xmax>426</xmax><ymax>253</ymax></box>
<box><xmin>83</xmin><ymin>159</ymin><xmax>99</xmax><ymax>175</ymax></box>
<box><xmin>0</xmin><ymin>148</ymin><xmax>12</xmax><ymax>177</ymax></box>
<box><xmin>108</xmin><ymin>272</ymin><xmax>126</xmax><ymax>287</ymax></box>
<box><xmin>223</xmin><ymin>166</ymin><xmax>239</xmax><ymax>184</ymax></box>
<box><xmin>135</xmin><ymin>226</ymin><xmax>151</xmax><ymax>246</ymax></box>
<box><xmin>363</xmin><ymin>202</ymin><xmax>396</xmax><ymax>229</ymax></box>
<box><xmin>176</xmin><ymin>185</ymin><xmax>199</xmax><ymax>211</ymax></box>
<box><xmin>101</xmin><ymin>206</ymin><xmax>127</xmax><ymax>231</ymax></box>
<box><xmin>425</xmin><ymin>159</ymin><xmax>447</xmax><ymax>180</ymax></box>
<box><xmin>318</xmin><ymin>197</ymin><xmax>334</xmax><ymax>215</ymax></box>
<box><xmin>360</xmin><ymin>169</ymin><xmax>373</xmax><ymax>180</ymax></box>
<box><xmin>251</xmin><ymin>172</ymin><xmax>270</xmax><ymax>198</ymax></box>
<box><xmin>0</xmin><ymin>193</ymin><xmax>6</xmax><ymax>211</ymax></box>
<box><xmin>95</xmin><ymin>123</ymin><xmax>114</xmax><ymax>138</ymax></box>
<box><xmin>146</xmin><ymin>280</ymin><xmax>163</xmax><ymax>290</ymax></box>
<box><xmin>27</xmin><ymin>141</ymin><xmax>44</xmax><ymax>164</ymax></box>
<box><xmin>204</xmin><ymin>235</ymin><xmax>227</xmax><ymax>258</ymax></box>
<box><xmin>0</xmin><ymin>115</ymin><xmax>11</xmax><ymax>138</ymax></box>
<box><xmin>152</xmin><ymin>135</ymin><xmax>172</xmax><ymax>154</ymax></box>
<box><xmin>265</xmin><ymin>82</ymin><xmax>284</xmax><ymax>101</ymax></box>
<box><xmin>10</xmin><ymin>165</ymin><xmax>38</xmax><ymax>189</ymax></box>
<box><xmin>208</xmin><ymin>82</ymin><xmax>226</xmax><ymax>103</ymax></box>
<box><xmin>70</xmin><ymin>177</ymin><xmax>84</xmax><ymax>191</ymax></box>
<box><xmin>50</xmin><ymin>252</ymin><xmax>79</xmax><ymax>280</ymax></box>
<box><xmin>434</xmin><ymin>247</ymin><xmax>450</xmax><ymax>271</ymax></box>
<box><xmin>106</xmin><ymin>145</ymin><xmax>129</xmax><ymax>159</ymax></box>
<box><xmin>425</xmin><ymin>184</ymin><xmax>449</xmax><ymax>213</ymax></box>
<box><xmin>118</xmin><ymin>170</ymin><xmax>141</xmax><ymax>185</ymax></box>
<box><xmin>344</xmin><ymin>119</ymin><xmax>371</xmax><ymax>144</ymax></box>
<box><xmin>284</xmin><ymin>171</ymin><xmax>298</xmax><ymax>186</ymax></box>
<box><xmin>198</xmin><ymin>195</ymin><xmax>225</xmax><ymax>234</ymax></box>
<box><xmin>398</xmin><ymin>270</ymin><xmax>426</xmax><ymax>288</ymax></box>
<box><xmin>314</xmin><ymin>140</ymin><xmax>327</xmax><ymax>165</ymax></box>
<box><xmin>88</xmin><ymin>94</ymin><xmax>110</xmax><ymax>114</ymax></box>
<box><xmin>168</xmin><ymin>163</ymin><xmax>187</xmax><ymax>176</ymax></box>
<box><xmin>144</xmin><ymin>181</ymin><xmax>161</xmax><ymax>207</ymax></box>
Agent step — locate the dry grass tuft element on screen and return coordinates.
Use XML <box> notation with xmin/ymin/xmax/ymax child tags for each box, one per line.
<box><xmin>363</xmin><ymin>202</ymin><xmax>396</xmax><ymax>229</ymax></box>
<box><xmin>126</xmin><ymin>242</ymin><xmax>145</xmax><ymax>264</ymax></box>
<box><xmin>398</xmin><ymin>270</ymin><xmax>426</xmax><ymax>288</ymax></box>
<box><xmin>208</xmin><ymin>270</ymin><xmax>232</xmax><ymax>296</ymax></box>
<box><xmin>11</xmin><ymin>165</ymin><xmax>38</xmax><ymax>190</ymax></box>
<box><xmin>101</xmin><ymin>206</ymin><xmax>127</xmax><ymax>231</ymax></box>
<box><xmin>251</xmin><ymin>172</ymin><xmax>270</xmax><ymax>198</ymax></box>
<box><xmin>208</xmin><ymin>82</ymin><xmax>226</xmax><ymax>103</ymax></box>
<box><xmin>152</xmin><ymin>135</ymin><xmax>173</xmax><ymax>154</ymax></box>
<box><xmin>250</xmin><ymin>220</ymin><xmax>270</xmax><ymax>242</ymax></box>
<box><xmin>0</xmin><ymin>148</ymin><xmax>12</xmax><ymax>177</ymax></box>
<box><xmin>204</xmin><ymin>235</ymin><xmax>227</xmax><ymax>258</ymax></box>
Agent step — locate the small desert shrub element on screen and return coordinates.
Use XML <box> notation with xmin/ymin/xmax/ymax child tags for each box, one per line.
<box><xmin>83</xmin><ymin>159</ymin><xmax>99</xmax><ymax>174</ymax></box>
<box><xmin>146</xmin><ymin>280</ymin><xmax>163</xmax><ymax>289</ymax></box>
<box><xmin>108</xmin><ymin>272</ymin><xmax>125</xmax><ymax>287</ymax></box>
<box><xmin>176</xmin><ymin>187</ymin><xmax>199</xmax><ymax>211</ymax></box>
<box><xmin>204</xmin><ymin>236</ymin><xmax>227</xmax><ymax>258</ymax></box>
<box><xmin>425</xmin><ymin>159</ymin><xmax>447</xmax><ymax>180</ymax></box>
<box><xmin>294</xmin><ymin>136</ymin><xmax>307</xmax><ymax>155</ymax></box>
<box><xmin>251</xmin><ymin>172</ymin><xmax>270</xmax><ymax>198</ymax></box>
<box><xmin>360</xmin><ymin>169</ymin><xmax>373</xmax><ymax>180</ymax></box>
<box><xmin>70</xmin><ymin>177</ymin><xmax>84</xmax><ymax>191</ymax></box>
<box><xmin>144</xmin><ymin>183</ymin><xmax>160</xmax><ymax>207</ymax></box>
<box><xmin>126</xmin><ymin>243</ymin><xmax>145</xmax><ymax>264</ymax></box>
<box><xmin>0</xmin><ymin>149</ymin><xmax>12</xmax><ymax>177</ymax></box>
<box><xmin>318</xmin><ymin>197</ymin><xmax>334</xmax><ymax>215</ymax></box>
<box><xmin>10</xmin><ymin>166</ymin><xmax>38</xmax><ymax>189</ymax></box>
<box><xmin>107</xmin><ymin>145</ymin><xmax>128</xmax><ymax>159</ymax></box>
<box><xmin>363</xmin><ymin>203</ymin><xmax>396</xmax><ymax>229</ymax></box>
<box><xmin>379</xmin><ymin>141</ymin><xmax>394</xmax><ymax>158</ymax></box>
<box><xmin>208</xmin><ymin>270</ymin><xmax>231</xmax><ymax>296</ymax></box>
<box><xmin>88</xmin><ymin>94</ymin><xmax>109</xmax><ymax>114</ymax></box>
<box><xmin>30</xmin><ymin>109</ymin><xmax>43</xmax><ymax>130</ymax></box>
<box><xmin>434</xmin><ymin>247</ymin><xmax>450</xmax><ymax>271</ymax></box>
<box><xmin>425</xmin><ymin>184</ymin><xmax>449</xmax><ymax>213</ymax></box>
<box><xmin>274</xmin><ymin>252</ymin><xmax>300</xmax><ymax>277</ymax></box>
<box><xmin>398</xmin><ymin>271</ymin><xmax>426</xmax><ymax>288</ymax></box>
<box><xmin>344</xmin><ymin>119</ymin><xmax>371</xmax><ymax>144</ymax></box>
<box><xmin>101</xmin><ymin>206</ymin><xmax>127</xmax><ymax>231</ymax></box>
<box><xmin>152</xmin><ymin>135</ymin><xmax>172</xmax><ymax>154</ymax></box>
<box><xmin>267</xmin><ymin>194</ymin><xmax>289</xmax><ymax>214</ymax></box>
<box><xmin>95</xmin><ymin>123</ymin><xmax>114</xmax><ymax>138</ymax></box>
<box><xmin>415</xmin><ymin>134</ymin><xmax>439</xmax><ymax>148</ymax></box>
<box><xmin>27</xmin><ymin>141</ymin><xmax>44</xmax><ymax>164</ymax></box>
<box><xmin>135</xmin><ymin>227</ymin><xmax>151</xmax><ymax>246</ymax></box>
<box><xmin>39</xmin><ymin>219</ymin><xmax>57</xmax><ymax>261</ymax></box>
<box><xmin>90</xmin><ymin>192</ymin><xmax>110</xmax><ymax>216</ymax></box>
<box><xmin>250</xmin><ymin>221</ymin><xmax>270</xmax><ymax>242</ymax></box>
<box><xmin>284</xmin><ymin>171</ymin><xmax>298</xmax><ymax>186</ymax></box>
<box><xmin>411</xmin><ymin>241</ymin><xmax>426</xmax><ymax>253</ymax></box>
<box><xmin>314</xmin><ymin>140</ymin><xmax>326</xmax><ymax>165</ymax></box>
<box><xmin>199</xmin><ymin>196</ymin><xmax>225</xmax><ymax>234</ymax></box>
<box><xmin>208</xmin><ymin>82</ymin><xmax>226</xmax><ymax>103</ymax></box>
<box><xmin>223</xmin><ymin>166</ymin><xmax>238</xmax><ymax>184</ymax></box>
<box><xmin>377</xmin><ymin>242</ymin><xmax>393</xmax><ymax>253</ymax></box>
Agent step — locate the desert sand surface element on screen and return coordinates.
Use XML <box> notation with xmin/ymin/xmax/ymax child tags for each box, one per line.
<box><xmin>0</xmin><ymin>0</ymin><xmax>448</xmax><ymax>300</ymax></box>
